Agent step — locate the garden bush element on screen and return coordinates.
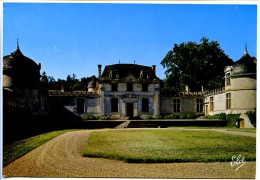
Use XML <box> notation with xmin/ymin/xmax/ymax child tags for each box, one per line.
<box><xmin>153</xmin><ymin>115</ymin><xmax>163</xmax><ymax>119</ymax></box>
<box><xmin>207</xmin><ymin>113</ymin><xmax>226</xmax><ymax>120</ymax></box>
<box><xmin>164</xmin><ymin>114</ymin><xmax>179</xmax><ymax>119</ymax></box>
<box><xmin>186</xmin><ymin>113</ymin><xmax>195</xmax><ymax>119</ymax></box>
<box><xmin>179</xmin><ymin>113</ymin><xmax>187</xmax><ymax>119</ymax></box>
<box><xmin>246</xmin><ymin>109</ymin><xmax>256</xmax><ymax>127</ymax></box>
<box><xmin>213</xmin><ymin>113</ymin><xmax>226</xmax><ymax>120</ymax></box>
<box><xmin>81</xmin><ymin>114</ymin><xmax>98</xmax><ymax>120</ymax></box>
<box><xmin>99</xmin><ymin>116</ymin><xmax>109</xmax><ymax>120</ymax></box>
<box><xmin>226</xmin><ymin>114</ymin><xmax>240</xmax><ymax>127</ymax></box>
<box><xmin>145</xmin><ymin>115</ymin><xmax>153</xmax><ymax>120</ymax></box>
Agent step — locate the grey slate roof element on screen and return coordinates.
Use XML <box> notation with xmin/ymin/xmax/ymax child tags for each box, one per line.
<box><xmin>100</xmin><ymin>64</ymin><xmax>159</xmax><ymax>80</ymax></box>
<box><xmin>232</xmin><ymin>50</ymin><xmax>256</xmax><ymax>76</ymax></box>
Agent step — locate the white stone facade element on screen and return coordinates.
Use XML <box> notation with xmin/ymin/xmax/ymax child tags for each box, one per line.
<box><xmin>48</xmin><ymin>49</ymin><xmax>256</xmax><ymax>121</ymax></box>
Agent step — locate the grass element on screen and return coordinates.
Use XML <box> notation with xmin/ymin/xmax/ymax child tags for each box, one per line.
<box><xmin>168</xmin><ymin>126</ymin><xmax>234</xmax><ymax>129</ymax></box>
<box><xmin>168</xmin><ymin>126</ymin><xmax>256</xmax><ymax>133</ymax></box>
<box><xmin>3</xmin><ymin>129</ymin><xmax>78</xmax><ymax>167</ymax></box>
<box><xmin>82</xmin><ymin>130</ymin><xmax>256</xmax><ymax>163</ymax></box>
<box><xmin>227</xmin><ymin>129</ymin><xmax>256</xmax><ymax>133</ymax></box>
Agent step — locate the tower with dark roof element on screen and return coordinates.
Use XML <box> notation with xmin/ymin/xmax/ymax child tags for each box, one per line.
<box><xmin>3</xmin><ymin>41</ymin><xmax>41</xmax><ymax>89</ymax></box>
<box><xmin>3</xmin><ymin>42</ymin><xmax>42</xmax><ymax>112</ymax></box>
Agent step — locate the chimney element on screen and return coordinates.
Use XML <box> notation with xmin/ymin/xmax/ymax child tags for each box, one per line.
<box><xmin>98</xmin><ymin>65</ymin><xmax>102</xmax><ymax>78</ymax></box>
<box><xmin>152</xmin><ymin>65</ymin><xmax>156</xmax><ymax>74</ymax></box>
<box><xmin>201</xmin><ymin>85</ymin><xmax>204</xmax><ymax>92</ymax></box>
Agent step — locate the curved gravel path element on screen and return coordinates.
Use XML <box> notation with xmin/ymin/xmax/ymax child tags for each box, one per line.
<box><xmin>3</xmin><ymin>130</ymin><xmax>256</xmax><ymax>178</ymax></box>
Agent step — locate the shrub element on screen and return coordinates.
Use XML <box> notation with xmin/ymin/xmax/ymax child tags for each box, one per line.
<box><xmin>81</xmin><ymin>114</ymin><xmax>98</xmax><ymax>120</ymax></box>
<box><xmin>99</xmin><ymin>116</ymin><xmax>109</xmax><ymax>120</ymax></box>
<box><xmin>179</xmin><ymin>113</ymin><xmax>187</xmax><ymax>119</ymax></box>
<box><xmin>246</xmin><ymin>109</ymin><xmax>256</xmax><ymax>127</ymax></box>
<box><xmin>186</xmin><ymin>113</ymin><xmax>195</xmax><ymax>119</ymax></box>
<box><xmin>145</xmin><ymin>115</ymin><xmax>153</xmax><ymax>120</ymax></box>
<box><xmin>213</xmin><ymin>113</ymin><xmax>226</xmax><ymax>120</ymax></box>
<box><xmin>226</xmin><ymin>114</ymin><xmax>240</xmax><ymax>127</ymax></box>
<box><xmin>153</xmin><ymin>115</ymin><xmax>163</xmax><ymax>119</ymax></box>
<box><xmin>164</xmin><ymin>114</ymin><xmax>179</xmax><ymax>119</ymax></box>
<box><xmin>207</xmin><ymin>113</ymin><xmax>226</xmax><ymax>120</ymax></box>
<box><xmin>178</xmin><ymin>113</ymin><xmax>195</xmax><ymax>119</ymax></box>
<box><xmin>110</xmin><ymin>116</ymin><xmax>117</xmax><ymax>120</ymax></box>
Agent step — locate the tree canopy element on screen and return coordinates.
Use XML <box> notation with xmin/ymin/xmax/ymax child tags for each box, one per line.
<box><xmin>40</xmin><ymin>71</ymin><xmax>96</xmax><ymax>91</ymax></box>
<box><xmin>160</xmin><ymin>37</ymin><xmax>233</xmax><ymax>95</ymax></box>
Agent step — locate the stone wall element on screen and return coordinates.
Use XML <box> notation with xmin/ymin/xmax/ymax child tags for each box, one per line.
<box><xmin>204</xmin><ymin>75</ymin><xmax>256</xmax><ymax>115</ymax></box>
<box><xmin>204</xmin><ymin>93</ymin><xmax>226</xmax><ymax>115</ymax></box>
<box><xmin>86</xmin><ymin>97</ymin><xmax>100</xmax><ymax>115</ymax></box>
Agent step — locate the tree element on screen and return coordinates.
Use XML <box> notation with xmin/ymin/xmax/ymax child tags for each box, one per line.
<box><xmin>40</xmin><ymin>71</ymin><xmax>96</xmax><ymax>91</ymax></box>
<box><xmin>161</xmin><ymin>37</ymin><xmax>233</xmax><ymax>94</ymax></box>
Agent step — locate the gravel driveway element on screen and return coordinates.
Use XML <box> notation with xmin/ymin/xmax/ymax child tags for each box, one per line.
<box><xmin>3</xmin><ymin>130</ymin><xmax>256</xmax><ymax>178</ymax></box>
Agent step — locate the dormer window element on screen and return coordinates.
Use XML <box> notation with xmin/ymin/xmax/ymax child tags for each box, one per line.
<box><xmin>140</xmin><ymin>71</ymin><xmax>143</xmax><ymax>79</ymax></box>
<box><xmin>109</xmin><ymin>70</ymin><xmax>113</xmax><ymax>79</ymax></box>
<box><xmin>140</xmin><ymin>71</ymin><xmax>148</xmax><ymax>79</ymax></box>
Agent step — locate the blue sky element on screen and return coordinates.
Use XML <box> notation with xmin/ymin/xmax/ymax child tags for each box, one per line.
<box><xmin>3</xmin><ymin>3</ymin><xmax>257</xmax><ymax>80</ymax></box>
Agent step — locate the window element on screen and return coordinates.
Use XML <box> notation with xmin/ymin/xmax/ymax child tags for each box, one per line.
<box><xmin>77</xmin><ymin>98</ymin><xmax>85</xmax><ymax>113</ymax></box>
<box><xmin>140</xmin><ymin>71</ymin><xmax>148</xmax><ymax>79</ymax></box>
<box><xmin>111</xmin><ymin>83</ymin><xmax>117</xmax><ymax>91</ymax></box>
<box><xmin>173</xmin><ymin>99</ymin><xmax>180</xmax><ymax>112</ymax></box>
<box><xmin>196</xmin><ymin>99</ymin><xmax>203</xmax><ymax>112</ymax></box>
<box><xmin>210</xmin><ymin>97</ymin><xmax>214</xmax><ymax>111</ymax></box>
<box><xmin>226</xmin><ymin>73</ymin><xmax>231</xmax><ymax>86</ymax></box>
<box><xmin>226</xmin><ymin>93</ymin><xmax>231</xmax><ymax>109</ymax></box>
<box><xmin>142</xmin><ymin>83</ymin><xmax>148</xmax><ymax>92</ymax></box>
<box><xmin>111</xmin><ymin>98</ymin><xmax>118</xmax><ymax>112</ymax></box>
<box><xmin>127</xmin><ymin>83</ymin><xmax>133</xmax><ymax>92</ymax></box>
<box><xmin>142</xmin><ymin>98</ymin><xmax>149</xmax><ymax>112</ymax></box>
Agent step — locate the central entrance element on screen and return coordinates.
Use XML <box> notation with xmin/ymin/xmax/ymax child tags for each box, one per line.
<box><xmin>126</xmin><ymin>103</ymin><xmax>134</xmax><ymax>117</ymax></box>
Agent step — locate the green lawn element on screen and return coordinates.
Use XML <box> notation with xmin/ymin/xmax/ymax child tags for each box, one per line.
<box><xmin>82</xmin><ymin>130</ymin><xmax>256</xmax><ymax>163</ymax></box>
<box><xmin>227</xmin><ymin>129</ymin><xmax>256</xmax><ymax>133</ymax></box>
<box><xmin>168</xmin><ymin>126</ymin><xmax>234</xmax><ymax>129</ymax></box>
<box><xmin>3</xmin><ymin>129</ymin><xmax>77</xmax><ymax>167</ymax></box>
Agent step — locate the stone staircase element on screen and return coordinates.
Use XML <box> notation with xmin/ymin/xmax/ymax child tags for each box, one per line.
<box><xmin>115</xmin><ymin>121</ymin><xmax>131</xmax><ymax>129</ymax></box>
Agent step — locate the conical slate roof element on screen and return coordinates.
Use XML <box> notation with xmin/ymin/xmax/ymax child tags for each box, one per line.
<box><xmin>232</xmin><ymin>48</ymin><xmax>256</xmax><ymax>76</ymax></box>
<box><xmin>3</xmin><ymin>43</ymin><xmax>40</xmax><ymax>72</ymax></box>
<box><xmin>3</xmin><ymin>42</ymin><xmax>41</xmax><ymax>88</ymax></box>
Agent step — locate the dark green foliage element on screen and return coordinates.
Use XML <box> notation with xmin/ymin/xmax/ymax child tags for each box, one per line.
<box><xmin>81</xmin><ymin>114</ymin><xmax>98</xmax><ymax>120</ymax></box>
<box><xmin>179</xmin><ymin>113</ymin><xmax>195</xmax><ymax>119</ymax></box>
<box><xmin>164</xmin><ymin>113</ymin><xmax>179</xmax><ymax>119</ymax></box>
<box><xmin>179</xmin><ymin>113</ymin><xmax>187</xmax><ymax>119</ymax></box>
<box><xmin>226</xmin><ymin>114</ymin><xmax>241</xmax><ymax>127</ymax></box>
<box><xmin>160</xmin><ymin>37</ymin><xmax>233</xmax><ymax>94</ymax></box>
<box><xmin>246</xmin><ymin>109</ymin><xmax>256</xmax><ymax>127</ymax></box>
<box><xmin>81</xmin><ymin>114</ymin><xmax>118</xmax><ymax>120</ymax></box>
<box><xmin>99</xmin><ymin>116</ymin><xmax>109</xmax><ymax>120</ymax></box>
<box><xmin>145</xmin><ymin>115</ymin><xmax>153</xmax><ymax>120</ymax></box>
<box><xmin>40</xmin><ymin>71</ymin><xmax>96</xmax><ymax>91</ymax></box>
<box><xmin>186</xmin><ymin>113</ymin><xmax>195</xmax><ymax>119</ymax></box>
<box><xmin>153</xmin><ymin>115</ymin><xmax>164</xmax><ymax>119</ymax></box>
<box><xmin>207</xmin><ymin>113</ymin><xmax>226</xmax><ymax>120</ymax></box>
